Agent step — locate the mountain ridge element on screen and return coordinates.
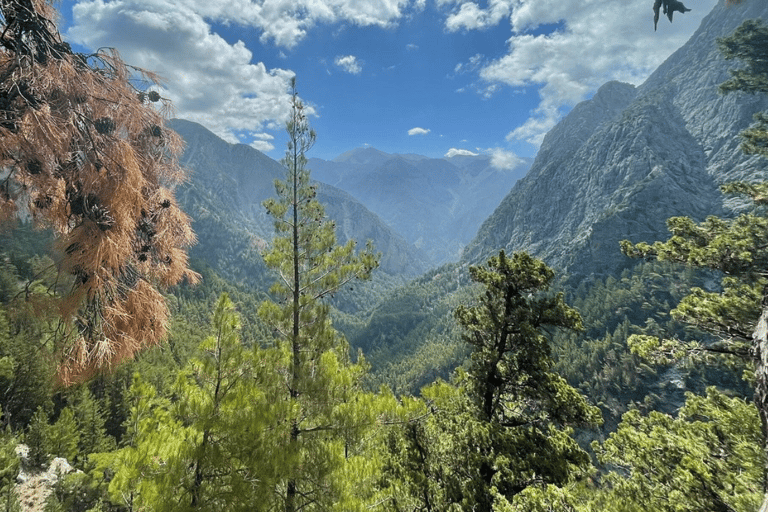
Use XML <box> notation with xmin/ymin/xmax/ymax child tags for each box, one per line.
<box><xmin>463</xmin><ymin>0</ymin><xmax>768</xmax><ymax>279</ymax></box>
<box><xmin>309</xmin><ymin>148</ymin><xmax>532</xmax><ymax>265</ymax></box>
<box><xmin>167</xmin><ymin>119</ymin><xmax>431</xmax><ymax>282</ymax></box>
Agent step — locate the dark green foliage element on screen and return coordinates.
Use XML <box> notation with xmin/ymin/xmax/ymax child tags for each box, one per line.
<box><xmin>456</xmin><ymin>251</ymin><xmax>586</xmax><ymax>424</ymax></box>
<box><xmin>718</xmin><ymin>19</ymin><xmax>768</xmax><ymax>97</ymax></box>
<box><xmin>351</xmin><ymin>264</ymin><xmax>468</xmax><ymax>394</ymax></box>
<box><xmin>69</xmin><ymin>385</ymin><xmax>115</xmax><ymax>460</ymax></box>
<box><xmin>383</xmin><ymin>252</ymin><xmax>601</xmax><ymax>511</ymax></box>
<box><xmin>455</xmin><ymin>251</ymin><xmax>601</xmax><ymax>507</ymax></box>
<box><xmin>0</xmin><ymin>307</ymin><xmax>53</xmax><ymax>429</ymax></box>
<box><xmin>45</xmin><ymin>407</ymin><xmax>79</xmax><ymax>463</ymax></box>
<box><xmin>594</xmin><ymin>388</ymin><xmax>763</xmax><ymax>512</ymax></box>
<box><xmin>551</xmin><ymin>260</ymin><xmax>754</xmax><ymax>425</ymax></box>
<box><xmin>0</xmin><ymin>260</ymin><xmax>18</xmax><ymax>303</ymax></box>
<box><xmin>26</xmin><ymin>406</ymin><xmax>51</xmax><ymax>468</ymax></box>
<box><xmin>0</xmin><ymin>223</ymin><xmax>55</xmax><ymax>283</ymax></box>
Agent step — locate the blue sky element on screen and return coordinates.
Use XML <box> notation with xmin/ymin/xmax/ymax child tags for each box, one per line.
<box><xmin>58</xmin><ymin>0</ymin><xmax>717</xmax><ymax>164</ymax></box>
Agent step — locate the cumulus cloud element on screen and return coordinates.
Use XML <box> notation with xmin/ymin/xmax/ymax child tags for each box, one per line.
<box><xmin>68</xmin><ymin>0</ymin><xmax>299</xmax><ymax>147</ymax></box>
<box><xmin>444</xmin><ymin>0</ymin><xmax>512</xmax><ymax>32</ymax></box>
<box><xmin>445</xmin><ymin>148</ymin><xmax>479</xmax><ymax>157</ymax></box>
<box><xmin>505</xmin><ymin>106</ymin><xmax>563</xmax><ymax>146</ymax></box>
<box><xmin>166</xmin><ymin>0</ymin><xmax>413</xmax><ymax>49</ymax></box>
<box><xmin>65</xmin><ymin>0</ymin><xmax>423</xmax><ymax>147</ymax></box>
<box><xmin>490</xmin><ymin>148</ymin><xmax>523</xmax><ymax>170</ymax></box>
<box><xmin>439</xmin><ymin>0</ymin><xmax>717</xmax><ymax>147</ymax></box>
<box><xmin>335</xmin><ymin>55</ymin><xmax>363</xmax><ymax>74</ymax></box>
<box><xmin>408</xmin><ymin>127</ymin><xmax>431</xmax><ymax>136</ymax></box>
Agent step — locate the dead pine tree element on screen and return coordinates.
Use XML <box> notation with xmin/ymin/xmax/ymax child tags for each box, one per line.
<box><xmin>0</xmin><ymin>0</ymin><xmax>199</xmax><ymax>384</ymax></box>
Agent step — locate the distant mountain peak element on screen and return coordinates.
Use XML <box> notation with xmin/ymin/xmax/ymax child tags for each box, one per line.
<box><xmin>332</xmin><ymin>147</ymin><xmax>391</xmax><ymax>165</ymax></box>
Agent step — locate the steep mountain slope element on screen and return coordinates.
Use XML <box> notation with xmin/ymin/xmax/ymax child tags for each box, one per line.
<box><xmin>167</xmin><ymin>119</ymin><xmax>430</xmax><ymax>283</ymax></box>
<box><xmin>464</xmin><ymin>0</ymin><xmax>768</xmax><ymax>279</ymax></box>
<box><xmin>309</xmin><ymin>150</ymin><xmax>532</xmax><ymax>265</ymax></box>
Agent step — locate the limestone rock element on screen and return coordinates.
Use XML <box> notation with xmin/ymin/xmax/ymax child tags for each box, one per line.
<box><xmin>464</xmin><ymin>0</ymin><xmax>768</xmax><ymax>281</ymax></box>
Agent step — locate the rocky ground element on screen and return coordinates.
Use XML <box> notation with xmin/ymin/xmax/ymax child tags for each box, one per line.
<box><xmin>14</xmin><ymin>445</ymin><xmax>77</xmax><ymax>512</ymax></box>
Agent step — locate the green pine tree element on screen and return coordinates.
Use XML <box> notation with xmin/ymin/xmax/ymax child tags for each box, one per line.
<box><xmin>70</xmin><ymin>385</ymin><xmax>115</xmax><ymax>461</ymax></box>
<box><xmin>102</xmin><ymin>294</ymin><xmax>280</xmax><ymax>511</ymax></box>
<box><xmin>0</xmin><ymin>408</ymin><xmax>20</xmax><ymax>512</ymax></box>
<box><xmin>383</xmin><ymin>251</ymin><xmax>601</xmax><ymax>511</ymax></box>
<box><xmin>99</xmin><ymin>372</ymin><xmax>179</xmax><ymax>510</ymax></box>
<box><xmin>456</xmin><ymin>251</ymin><xmax>600</xmax><ymax>509</ymax></box>
<box><xmin>620</xmin><ymin>17</ymin><xmax>768</xmax><ymax>509</ymax></box>
<box><xmin>45</xmin><ymin>407</ymin><xmax>80</xmax><ymax>463</ymax></box>
<box><xmin>26</xmin><ymin>406</ymin><xmax>51</xmax><ymax>469</ymax></box>
<box><xmin>593</xmin><ymin>388</ymin><xmax>762</xmax><ymax>512</ymax></box>
<box><xmin>718</xmin><ymin>18</ymin><xmax>768</xmax><ymax>157</ymax></box>
<box><xmin>258</xmin><ymin>79</ymin><xmax>380</xmax><ymax>512</ymax></box>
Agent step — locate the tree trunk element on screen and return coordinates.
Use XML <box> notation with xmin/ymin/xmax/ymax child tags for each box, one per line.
<box><xmin>286</xmin><ymin>117</ymin><xmax>301</xmax><ymax>512</ymax></box>
<box><xmin>751</xmin><ymin>305</ymin><xmax>768</xmax><ymax>511</ymax></box>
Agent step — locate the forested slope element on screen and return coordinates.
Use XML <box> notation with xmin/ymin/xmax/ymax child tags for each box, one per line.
<box><xmin>0</xmin><ymin>0</ymin><xmax>766</xmax><ymax>510</ymax></box>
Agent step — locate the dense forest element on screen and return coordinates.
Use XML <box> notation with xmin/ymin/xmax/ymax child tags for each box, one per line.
<box><xmin>1</xmin><ymin>0</ymin><xmax>768</xmax><ymax>511</ymax></box>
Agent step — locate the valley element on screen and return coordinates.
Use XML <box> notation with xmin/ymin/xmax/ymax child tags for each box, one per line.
<box><xmin>1</xmin><ymin>0</ymin><xmax>767</xmax><ymax>510</ymax></box>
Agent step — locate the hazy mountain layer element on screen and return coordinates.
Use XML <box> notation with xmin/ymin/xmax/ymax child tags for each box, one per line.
<box><xmin>309</xmin><ymin>149</ymin><xmax>532</xmax><ymax>266</ymax></box>
<box><xmin>167</xmin><ymin>119</ymin><xmax>430</xmax><ymax>282</ymax></box>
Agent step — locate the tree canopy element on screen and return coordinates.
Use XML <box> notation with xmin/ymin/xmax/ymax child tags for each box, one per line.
<box><xmin>622</xmin><ymin>15</ymin><xmax>768</xmax><ymax>508</ymax></box>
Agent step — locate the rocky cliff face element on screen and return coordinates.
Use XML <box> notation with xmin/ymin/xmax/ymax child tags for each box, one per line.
<box><xmin>464</xmin><ymin>0</ymin><xmax>768</xmax><ymax>279</ymax></box>
<box><xmin>167</xmin><ymin>119</ymin><xmax>429</xmax><ymax>282</ymax></box>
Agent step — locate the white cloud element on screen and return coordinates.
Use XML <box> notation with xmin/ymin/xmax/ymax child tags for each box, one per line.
<box><xmin>251</xmin><ymin>140</ymin><xmax>275</xmax><ymax>152</ymax></box>
<box><xmin>250</xmin><ymin>132</ymin><xmax>275</xmax><ymax>152</ymax></box>
<box><xmin>406</xmin><ymin>43</ymin><xmax>419</xmax><ymax>51</ymax></box>
<box><xmin>490</xmin><ymin>148</ymin><xmax>523</xmax><ymax>170</ymax></box>
<box><xmin>65</xmin><ymin>0</ymin><xmax>424</xmax><ymax>149</ymax></box>
<box><xmin>444</xmin><ymin>0</ymin><xmax>512</xmax><ymax>32</ymax></box>
<box><xmin>335</xmin><ymin>55</ymin><xmax>363</xmax><ymax>74</ymax></box>
<box><xmin>68</xmin><ymin>0</ymin><xmax>300</xmax><ymax>147</ymax></box>
<box><xmin>506</xmin><ymin>106</ymin><xmax>562</xmax><ymax>146</ymax></box>
<box><xmin>453</xmin><ymin>53</ymin><xmax>484</xmax><ymax>75</ymax></box>
<box><xmin>180</xmin><ymin>0</ymin><xmax>413</xmax><ymax>49</ymax></box>
<box><xmin>408</xmin><ymin>127</ymin><xmax>431</xmax><ymax>136</ymax></box>
<box><xmin>439</xmin><ymin>0</ymin><xmax>717</xmax><ymax>147</ymax></box>
<box><xmin>445</xmin><ymin>148</ymin><xmax>479</xmax><ymax>157</ymax></box>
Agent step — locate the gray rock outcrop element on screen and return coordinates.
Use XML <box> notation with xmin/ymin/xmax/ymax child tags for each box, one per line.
<box><xmin>464</xmin><ymin>0</ymin><xmax>768</xmax><ymax>279</ymax></box>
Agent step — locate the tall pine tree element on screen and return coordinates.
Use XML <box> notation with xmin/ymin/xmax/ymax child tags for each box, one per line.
<box><xmin>455</xmin><ymin>251</ymin><xmax>601</xmax><ymax>509</ymax></box>
<box><xmin>258</xmin><ymin>79</ymin><xmax>380</xmax><ymax>512</ymax></box>
<box><xmin>383</xmin><ymin>251</ymin><xmax>601</xmax><ymax>511</ymax></box>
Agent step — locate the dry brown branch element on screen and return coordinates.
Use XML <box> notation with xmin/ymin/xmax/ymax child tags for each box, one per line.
<box><xmin>0</xmin><ymin>0</ymin><xmax>199</xmax><ymax>385</ymax></box>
